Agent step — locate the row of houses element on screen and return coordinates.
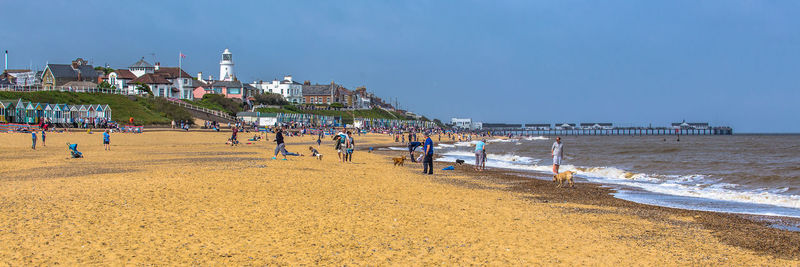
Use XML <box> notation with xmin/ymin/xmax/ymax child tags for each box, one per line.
<box><xmin>4</xmin><ymin>48</ymin><xmax>410</xmax><ymax>113</ymax></box>
<box><xmin>0</xmin><ymin>99</ymin><xmax>111</xmax><ymax>124</ymax></box>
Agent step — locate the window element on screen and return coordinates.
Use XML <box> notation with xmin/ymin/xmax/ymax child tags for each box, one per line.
<box><xmin>228</xmin><ymin>88</ymin><xmax>241</xmax><ymax>94</ymax></box>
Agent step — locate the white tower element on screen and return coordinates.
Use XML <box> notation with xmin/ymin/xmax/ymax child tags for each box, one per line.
<box><xmin>219</xmin><ymin>48</ymin><xmax>234</xmax><ymax>81</ymax></box>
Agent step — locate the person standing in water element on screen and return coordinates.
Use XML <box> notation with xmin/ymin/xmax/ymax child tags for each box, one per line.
<box><xmin>474</xmin><ymin>139</ymin><xmax>486</xmax><ymax>171</ymax></box>
<box><xmin>551</xmin><ymin>137</ymin><xmax>564</xmax><ymax>174</ymax></box>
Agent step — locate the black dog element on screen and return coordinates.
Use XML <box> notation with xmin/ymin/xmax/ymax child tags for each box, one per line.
<box><xmin>455</xmin><ymin>159</ymin><xmax>465</xmax><ymax>165</ymax></box>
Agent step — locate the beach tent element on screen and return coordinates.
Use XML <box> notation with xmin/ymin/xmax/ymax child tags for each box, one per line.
<box><xmin>102</xmin><ymin>104</ymin><xmax>112</xmax><ymax>119</ymax></box>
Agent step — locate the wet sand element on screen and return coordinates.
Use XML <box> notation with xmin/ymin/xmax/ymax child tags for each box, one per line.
<box><xmin>0</xmin><ymin>131</ymin><xmax>797</xmax><ymax>265</ymax></box>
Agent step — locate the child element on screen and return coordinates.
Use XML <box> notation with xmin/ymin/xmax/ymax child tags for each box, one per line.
<box><xmin>103</xmin><ymin>130</ymin><xmax>111</xmax><ymax>151</ymax></box>
<box><xmin>41</xmin><ymin>130</ymin><xmax>46</xmax><ymax>147</ymax></box>
<box><xmin>309</xmin><ymin>146</ymin><xmax>322</xmax><ymax>160</ymax></box>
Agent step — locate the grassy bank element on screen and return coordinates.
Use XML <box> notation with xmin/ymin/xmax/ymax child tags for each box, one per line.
<box><xmin>0</xmin><ymin>91</ymin><xmax>191</xmax><ymax>125</ymax></box>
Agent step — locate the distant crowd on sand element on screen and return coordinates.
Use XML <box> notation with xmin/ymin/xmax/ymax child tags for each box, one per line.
<box><xmin>23</xmin><ymin>116</ymin><xmax>570</xmax><ymax>183</ymax></box>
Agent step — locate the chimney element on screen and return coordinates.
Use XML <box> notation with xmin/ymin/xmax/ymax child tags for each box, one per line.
<box><xmin>284</xmin><ymin>75</ymin><xmax>292</xmax><ymax>82</ymax></box>
<box><xmin>197</xmin><ymin>72</ymin><xmax>203</xmax><ymax>81</ymax></box>
<box><xmin>303</xmin><ymin>80</ymin><xmax>310</xmax><ymax>85</ymax></box>
<box><xmin>208</xmin><ymin>75</ymin><xmax>213</xmax><ymax>81</ymax></box>
<box><xmin>154</xmin><ymin>62</ymin><xmax>160</xmax><ymax>71</ymax></box>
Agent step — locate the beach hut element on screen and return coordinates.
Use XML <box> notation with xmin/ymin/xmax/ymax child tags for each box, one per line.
<box><xmin>14</xmin><ymin>99</ymin><xmax>25</xmax><ymax>123</ymax></box>
<box><xmin>87</xmin><ymin>105</ymin><xmax>96</xmax><ymax>119</ymax></box>
<box><xmin>95</xmin><ymin>104</ymin><xmax>105</xmax><ymax>119</ymax></box>
<box><xmin>34</xmin><ymin>103</ymin><xmax>44</xmax><ymax>123</ymax></box>
<box><xmin>69</xmin><ymin>105</ymin><xmax>80</xmax><ymax>123</ymax></box>
<box><xmin>0</xmin><ymin>100</ymin><xmax>12</xmax><ymax>123</ymax></box>
<box><xmin>103</xmin><ymin>104</ymin><xmax>112</xmax><ymax>120</ymax></box>
<box><xmin>25</xmin><ymin>102</ymin><xmax>36</xmax><ymax>124</ymax></box>
<box><xmin>78</xmin><ymin>105</ymin><xmax>89</xmax><ymax>120</ymax></box>
<box><xmin>44</xmin><ymin>104</ymin><xmax>53</xmax><ymax>123</ymax></box>
<box><xmin>52</xmin><ymin>104</ymin><xmax>63</xmax><ymax>124</ymax></box>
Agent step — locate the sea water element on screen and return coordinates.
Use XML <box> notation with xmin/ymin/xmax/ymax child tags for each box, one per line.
<box><xmin>421</xmin><ymin>134</ymin><xmax>800</xmax><ymax>218</ymax></box>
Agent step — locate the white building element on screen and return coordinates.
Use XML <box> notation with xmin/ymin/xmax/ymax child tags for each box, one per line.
<box><xmin>451</xmin><ymin>118</ymin><xmax>472</xmax><ymax>129</ymax></box>
<box><xmin>250</xmin><ymin>75</ymin><xmax>303</xmax><ymax>104</ymax></box>
<box><xmin>219</xmin><ymin>48</ymin><xmax>234</xmax><ymax>81</ymax></box>
<box><xmin>114</xmin><ymin>58</ymin><xmax>195</xmax><ymax>99</ymax></box>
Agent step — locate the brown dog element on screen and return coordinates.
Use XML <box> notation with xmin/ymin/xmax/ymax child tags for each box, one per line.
<box><xmin>553</xmin><ymin>171</ymin><xmax>575</xmax><ymax>188</ymax></box>
<box><xmin>393</xmin><ymin>156</ymin><xmax>407</xmax><ymax>166</ymax></box>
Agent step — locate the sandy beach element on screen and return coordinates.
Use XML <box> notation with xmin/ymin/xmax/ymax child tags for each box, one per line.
<box><xmin>0</xmin><ymin>131</ymin><xmax>797</xmax><ymax>265</ymax></box>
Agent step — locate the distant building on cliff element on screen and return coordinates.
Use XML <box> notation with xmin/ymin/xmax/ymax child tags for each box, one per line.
<box><xmin>40</xmin><ymin>58</ymin><xmax>99</xmax><ymax>90</ymax></box>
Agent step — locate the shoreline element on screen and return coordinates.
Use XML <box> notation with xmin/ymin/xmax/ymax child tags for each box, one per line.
<box><xmin>372</xmin><ymin>145</ymin><xmax>800</xmax><ymax>259</ymax></box>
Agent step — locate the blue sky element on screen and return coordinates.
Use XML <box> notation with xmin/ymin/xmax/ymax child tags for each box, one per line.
<box><xmin>4</xmin><ymin>0</ymin><xmax>799</xmax><ymax>132</ymax></box>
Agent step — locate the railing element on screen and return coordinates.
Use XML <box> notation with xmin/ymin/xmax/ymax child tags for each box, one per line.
<box><xmin>165</xmin><ymin>98</ymin><xmax>235</xmax><ymax>122</ymax></box>
<box><xmin>0</xmin><ymin>85</ymin><xmax>137</xmax><ymax>95</ymax></box>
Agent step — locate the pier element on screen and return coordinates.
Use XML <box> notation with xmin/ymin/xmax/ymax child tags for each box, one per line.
<box><xmin>481</xmin><ymin>122</ymin><xmax>733</xmax><ymax>136</ymax></box>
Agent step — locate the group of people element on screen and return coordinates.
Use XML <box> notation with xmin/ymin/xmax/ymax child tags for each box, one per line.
<box><xmin>29</xmin><ymin>128</ymin><xmax>111</xmax><ymax>152</ymax></box>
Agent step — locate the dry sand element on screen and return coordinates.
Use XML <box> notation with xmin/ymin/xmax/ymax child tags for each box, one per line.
<box><xmin>0</xmin><ymin>131</ymin><xmax>797</xmax><ymax>265</ymax></box>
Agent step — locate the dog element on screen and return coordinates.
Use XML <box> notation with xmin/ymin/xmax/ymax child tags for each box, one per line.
<box><xmin>308</xmin><ymin>146</ymin><xmax>323</xmax><ymax>160</ymax></box>
<box><xmin>553</xmin><ymin>171</ymin><xmax>575</xmax><ymax>188</ymax></box>
<box><xmin>393</xmin><ymin>156</ymin><xmax>407</xmax><ymax>166</ymax></box>
<box><xmin>455</xmin><ymin>159</ymin><xmax>465</xmax><ymax>165</ymax></box>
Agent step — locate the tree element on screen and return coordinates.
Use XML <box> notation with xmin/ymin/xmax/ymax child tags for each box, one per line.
<box><xmin>252</xmin><ymin>92</ymin><xmax>289</xmax><ymax>106</ymax></box>
<box><xmin>133</xmin><ymin>82</ymin><xmax>153</xmax><ymax>96</ymax></box>
<box><xmin>94</xmin><ymin>66</ymin><xmax>115</xmax><ymax>76</ymax></box>
<box><xmin>98</xmin><ymin>81</ymin><xmax>116</xmax><ymax>90</ymax></box>
<box><xmin>330</xmin><ymin>103</ymin><xmax>344</xmax><ymax>109</ymax></box>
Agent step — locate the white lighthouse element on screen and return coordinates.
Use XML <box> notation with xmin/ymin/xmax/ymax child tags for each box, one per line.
<box><xmin>219</xmin><ymin>48</ymin><xmax>234</xmax><ymax>81</ymax></box>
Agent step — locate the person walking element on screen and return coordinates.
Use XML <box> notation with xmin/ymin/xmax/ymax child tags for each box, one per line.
<box><xmin>31</xmin><ymin>130</ymin><xmax>37</xmax><ymax>150</ymax></box>
<box><xmin>345</xmin><ymin>131</ymin><xmax>355</xmax><ymax>162</ymax></box>
<box><xmin>474</xmin><ymin>139</ymin><xmax>486</xmax><ymax>171</ymax></box>
<box><xmin>41</xmin><ymin>129</ymin><xmax>46</xmax><ymax>147</ymax></box>
<box><xmin>273</xmin><ymin>127</ymin><xmax>287</xmax><ymax>160</ymax></box>
<box><xmin>231</xmin><ymin>126</ymin><xmax>239</xmax><ymax>146</ymax></box>
<box><xmin>551</xmin><ymin>137</ymin><xmax>564</xmax><ymax>174</ymax></box>
<box><xmin>171</xmin><ymin>120</ymin><xmax>176</xmax><ymax>129</ymax></box>
<box><xmin>103</xmin><ymin>129</ymin><xmax>111</xmax><ymax>151</ymax></box>
<box><xmin>422</xmin><ymin>132</ymin><xmax>434</xmax><ymax>175</ymax></box>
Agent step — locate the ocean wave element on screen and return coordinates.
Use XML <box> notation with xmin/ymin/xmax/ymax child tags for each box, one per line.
<box><xmin>524</xmin><ymin>136</ymin><xmax>549</xmax><ymax>141</ymax></box>
<box><xmin>435</xmin><ymin>152</ymin><xmax>800</xmax><ymax>211</ymax></box>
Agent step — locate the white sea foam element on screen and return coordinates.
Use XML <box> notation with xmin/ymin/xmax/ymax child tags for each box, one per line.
<box><xmin>387</xmin><ymin>146</ymin><xmax>407</xmax><ymax>151</ymax></box>
<box><xmin>436</xmin><ymin>150</ymin><xmax>800</xmax><ymax>212</ymax></box>
<box><xmin>524</xmin><ymin>136</ymin><xmax>549</xmax><ymax>141</ymax></box>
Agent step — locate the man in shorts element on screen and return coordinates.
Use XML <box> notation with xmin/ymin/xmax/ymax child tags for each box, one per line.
<box><xmin>103</xmin><ymin>130</ymin><xmax>111</xmax><ymax>151</ymax></box>
<box><xmin>551</xmin><ymin>137</ymin><xmax>564</xmax><ymax>174</ymax></box>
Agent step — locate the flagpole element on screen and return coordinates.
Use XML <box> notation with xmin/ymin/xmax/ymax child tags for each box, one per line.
<box><xmin>178</xmin><ymin>51</ymin><xmax>182</xmax><ymax>98</ymax></box>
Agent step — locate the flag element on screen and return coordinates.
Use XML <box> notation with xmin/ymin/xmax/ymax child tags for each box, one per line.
<box><xmin>180</xmin><ymin>53</ymin><xmax>186</xmax><ymax>58</ymax></box>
